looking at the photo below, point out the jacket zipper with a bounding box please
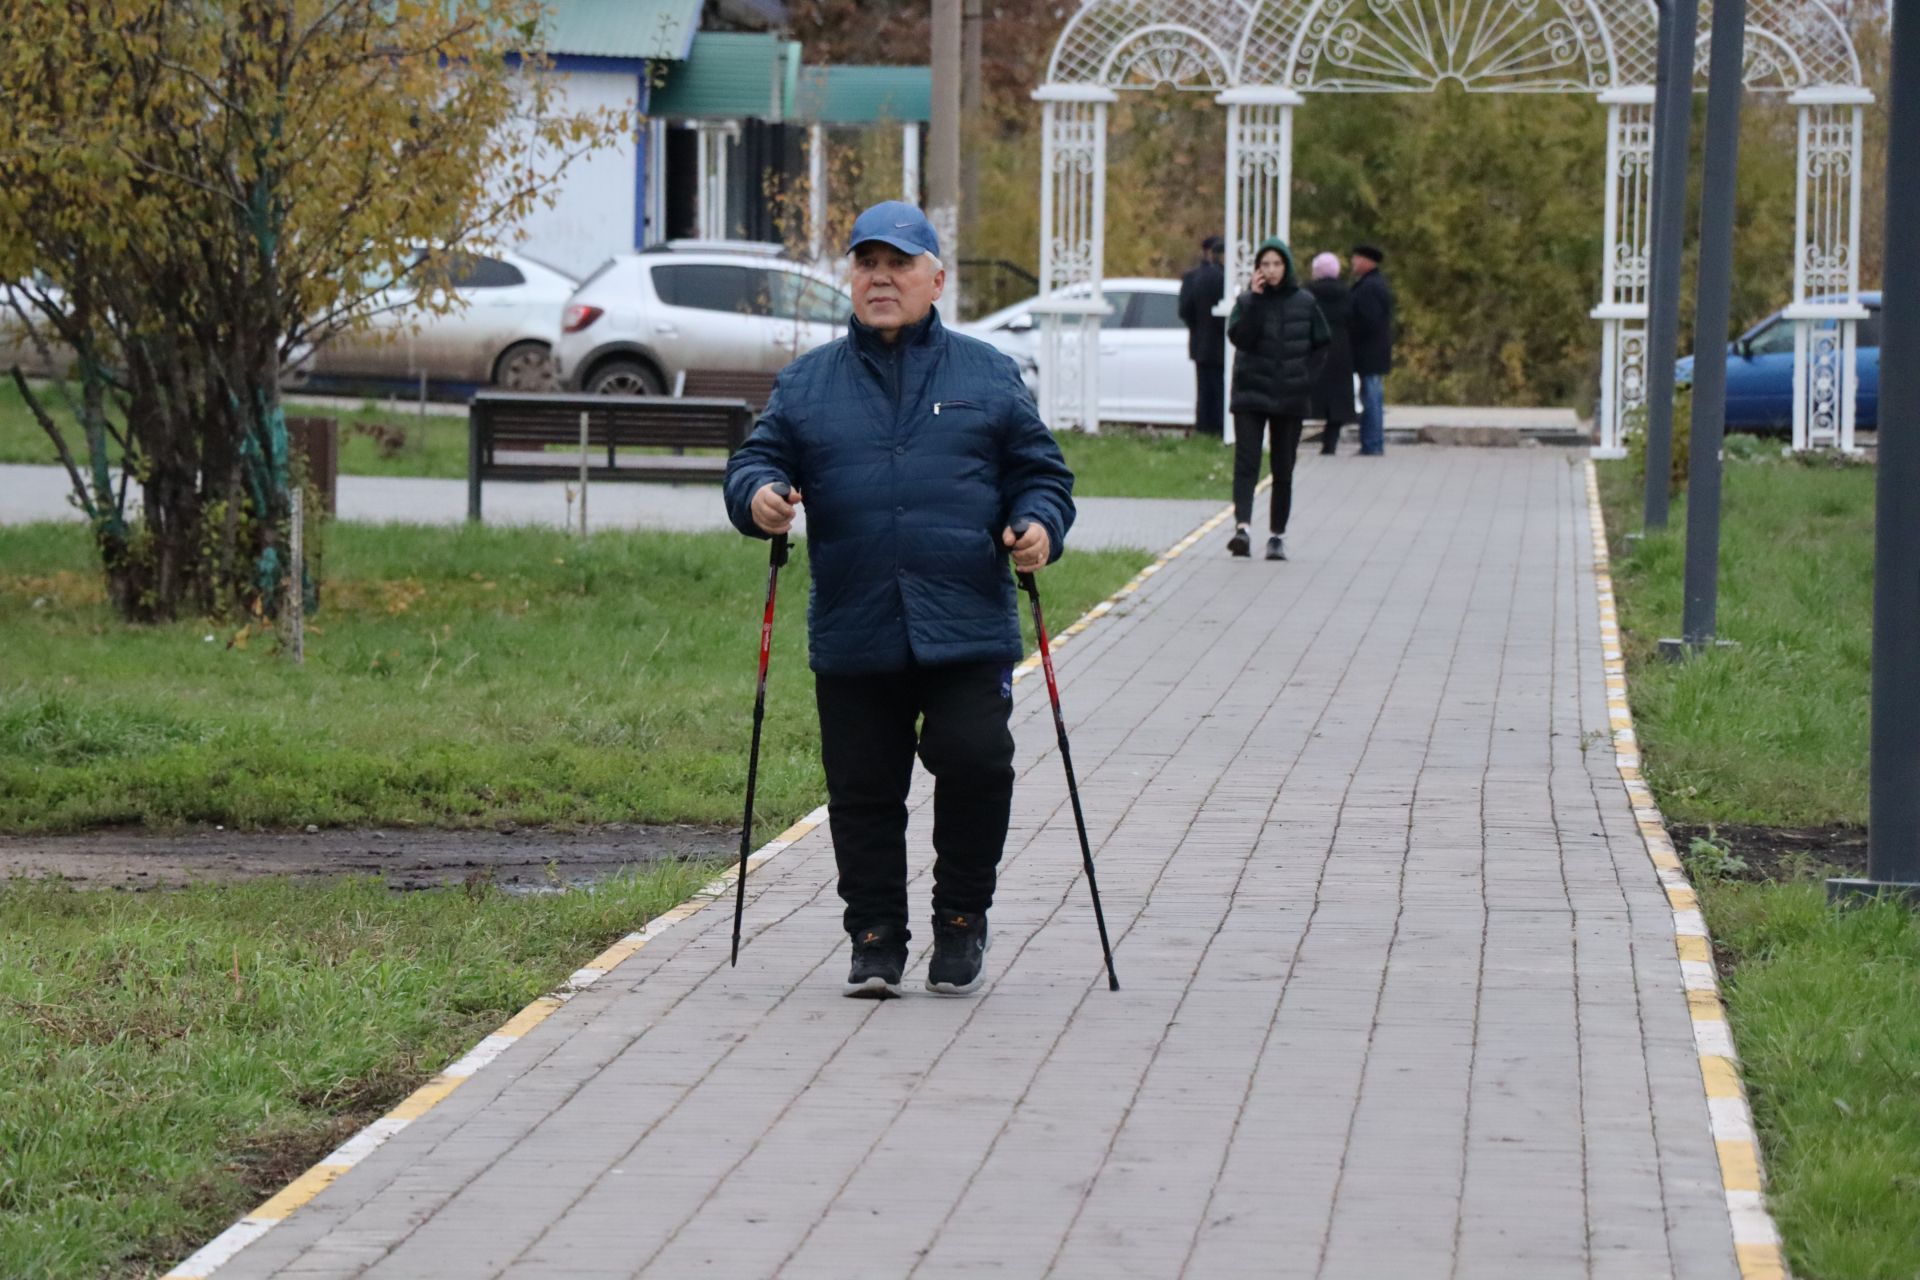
[933,399,978,415]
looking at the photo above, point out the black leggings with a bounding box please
[1232,412,1304,534]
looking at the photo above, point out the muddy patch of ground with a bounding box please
[0,824,737,892]
[1668,821,1867,882]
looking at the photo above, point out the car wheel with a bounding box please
[586,359,664,397]
[494,341,556,391]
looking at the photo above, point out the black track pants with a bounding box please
[814,661,1015,941]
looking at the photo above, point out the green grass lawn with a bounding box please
[1,380,1236,498]
[0,522,1152,834]
[1597,458,1871,828]
[0,863,716,1278]
[0,380,471,479]
[1597,455,1917,1279]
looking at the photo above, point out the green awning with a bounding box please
[792,65,932,124]
[649,32,802,120]
[538,0,701,61]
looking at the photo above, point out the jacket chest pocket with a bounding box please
[932,399,982,417]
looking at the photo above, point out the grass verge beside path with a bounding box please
[0,382,472,480]
[1597,456,1919,1279]
[0,862,716,1278]
[2,382,1238,497]
[1,522,1153,834]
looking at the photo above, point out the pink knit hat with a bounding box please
[1311,252,1341,280]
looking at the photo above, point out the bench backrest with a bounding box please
[678,369,779,413]
[471,392,753,454]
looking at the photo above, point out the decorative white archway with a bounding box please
[1033,0,1870,452]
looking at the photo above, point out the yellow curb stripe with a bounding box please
[1702,1054,1744,1098]
[1687,988,1727,1020]
[1585,461,1785,1280]
[388,1075,463,1122]
[1736,1243,1790,1280]
[168,505,1222,1279]
[1718,1141,1763,1193]
[250,1164,351,1223]
[495,996,566,1040]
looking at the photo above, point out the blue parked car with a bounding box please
[1676,292,1882,430]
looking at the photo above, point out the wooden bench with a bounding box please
[675,368,780,413]
[466,391,755,522]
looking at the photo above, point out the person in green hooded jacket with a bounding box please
[1225,238,1330,561]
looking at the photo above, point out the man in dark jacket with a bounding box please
[1348,243,1396,456]
[1178,235,1226,436]
[1305,252,1356,455]
[724,200,1076,1000]
[1226,237,1329,561]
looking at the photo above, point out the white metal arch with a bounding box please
[1100,22,1241,88]
[1049,0,1255,88]
[1269,0,1622,92]
[1033,0,1871,450]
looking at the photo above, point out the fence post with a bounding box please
[287,485,305,666]
[467,404,483,523]
[578,410,590,535]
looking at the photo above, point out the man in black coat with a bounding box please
[1178,234,1226,436]
[1349,243,1396,455]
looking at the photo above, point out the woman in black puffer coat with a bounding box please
[1225,238,1329,560]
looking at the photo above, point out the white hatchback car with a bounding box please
[554,243,853,396]
[959,278,1195,426]
[299,248,578,394]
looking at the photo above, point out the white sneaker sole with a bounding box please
[925,932,991,996]
[844,974,903,999]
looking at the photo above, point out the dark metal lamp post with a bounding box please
[1657,0,1744,659]
[1831,0,1920,902]
[1641,0,1697,533]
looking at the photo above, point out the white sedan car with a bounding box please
[554,242,852,396]
[959,278,1195,427]
[299,248,578,394]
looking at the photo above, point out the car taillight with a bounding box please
[563,305,603,333]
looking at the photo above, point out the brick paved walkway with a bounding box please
[213,447,1737,1279]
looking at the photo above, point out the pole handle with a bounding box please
[1009,518,1038,595]
[770,482,792,569]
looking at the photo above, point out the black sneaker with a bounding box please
[926,912,990,995]
[844,925,907,999]
[1266,534,1286,561]
[1227,527,1251,558]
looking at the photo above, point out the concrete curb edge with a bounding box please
[164,494,1241,1279]
[1584,459,1789,1280]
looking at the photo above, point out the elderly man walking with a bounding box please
[724,201,1076,999]
[1349,243,1396,456]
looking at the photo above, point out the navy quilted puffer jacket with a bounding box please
[723,308,1076,676]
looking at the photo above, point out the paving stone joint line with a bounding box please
[159,485,1257,1280]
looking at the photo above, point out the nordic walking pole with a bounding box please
[733,483,792,966]
[1011,523,1119,991]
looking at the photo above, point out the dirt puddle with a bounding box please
[0,824,738,892]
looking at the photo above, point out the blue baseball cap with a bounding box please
[846,200,941,258]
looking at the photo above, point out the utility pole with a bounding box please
[1642,0,1697,531]
[930,0,963,312]
[1832,0,1920,900]
[961,0,983,278]
[1666,0,1745,656]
